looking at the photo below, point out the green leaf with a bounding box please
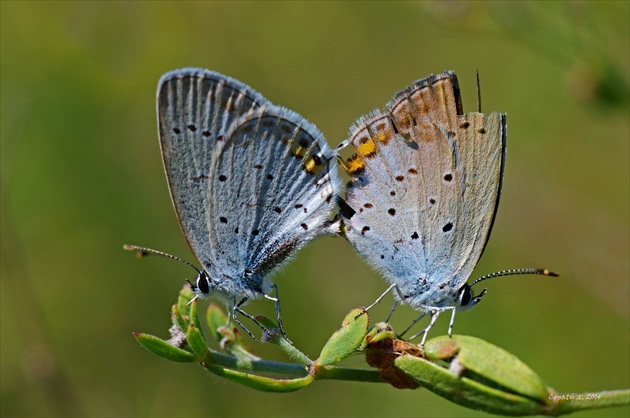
[134,332,198,363]
[176,286,195,318]
[396,354,543,415]
[205,304,259,361]
[425,335,550,403]
[206,303,229,342]
[188,298,204,339]
[171,304,189,333]
[317,308,369,366]
[203,362,314,392]
[187,324,208,359]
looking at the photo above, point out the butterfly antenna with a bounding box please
[470,268,558,288]
[123,244,201,275]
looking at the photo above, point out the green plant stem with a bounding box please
[204,350,308,377]
[204,349,382,383]
[257,317,313,366]
[272,334,313,366]
[314,364,382,383]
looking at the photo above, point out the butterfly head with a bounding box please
[187,270,214,297]
[455,283,487,311]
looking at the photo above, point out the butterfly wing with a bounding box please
[207,108,340,294]
[158,68,269,277]
[341,71,506,308]
[158,68,339,298]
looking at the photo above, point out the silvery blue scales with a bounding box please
[338,71,556,348]
[126,68,340,339]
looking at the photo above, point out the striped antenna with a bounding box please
[470,268,558,288]
[123,244,201,275]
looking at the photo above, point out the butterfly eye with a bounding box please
[196,271,211,294]
[458,284,473,307]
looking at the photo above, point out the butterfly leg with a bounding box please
[264,284,291,342]
[364,283,397,311]
[447,306,457,337]
[419,310,442,351]
[407,309,443,352]
[232,297,265,342]
[398,311,428,338]
[408,306,458,351]
[384,300,399,323]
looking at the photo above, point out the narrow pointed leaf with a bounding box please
[134,332,198,363]
[206,303,228,342]
[171,304,189,333]
[187,324,208,359]
[177,286,195,318]
[205,304,258,361]
[203,362,314,392]
[188,298,204,339]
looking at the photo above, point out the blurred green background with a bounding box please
[1,1,628,417]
